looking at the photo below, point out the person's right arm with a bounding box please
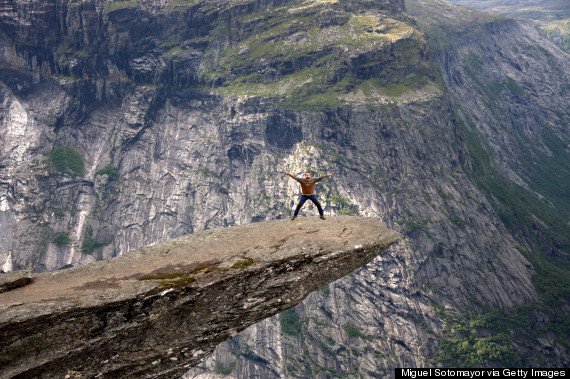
[284,171,300,182]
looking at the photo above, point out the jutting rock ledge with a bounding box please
[0,216,399,378]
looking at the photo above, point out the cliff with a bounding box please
[0,216,399,378]
[0,0,568,376]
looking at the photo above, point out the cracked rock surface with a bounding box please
[0,216,398,379]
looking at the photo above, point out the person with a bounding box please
[284,170,333,220]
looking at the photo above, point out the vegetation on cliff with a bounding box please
[201,1,437,108]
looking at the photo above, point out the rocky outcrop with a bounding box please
[0,216,398,378]
[192,1,570,377]
[1,0,568,377]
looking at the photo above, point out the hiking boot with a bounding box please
[320,215,326,220]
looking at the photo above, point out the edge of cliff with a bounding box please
[0,216,399,378]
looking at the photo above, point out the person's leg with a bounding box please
[309,195,325,218]
[292,195,309,219]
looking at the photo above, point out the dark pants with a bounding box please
[294,194,324,217]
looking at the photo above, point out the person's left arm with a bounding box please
[314,173,333,182]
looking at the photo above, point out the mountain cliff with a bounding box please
[0,216,398,378]
[446,0,570,53]
[0,0,568,377]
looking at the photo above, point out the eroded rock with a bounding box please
[0,216,398,379]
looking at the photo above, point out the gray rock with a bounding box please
[0,216,398,378]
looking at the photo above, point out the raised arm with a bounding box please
[314,172,333,182]
[284,171,300,182]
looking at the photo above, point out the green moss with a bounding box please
[81,238,105,254]
[280,308,303,336]
[140,272,196,288]
[167,0,198,8]
[230,257,256,269]
[163,46,188,59]
[48,147,84,176]
[51,73,78,81]
[404,219,428,233]
[160,275,196,288]
[53,232,70,246]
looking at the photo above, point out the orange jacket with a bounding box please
[287,174,328,195]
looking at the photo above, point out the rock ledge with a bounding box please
[0,216,398,378]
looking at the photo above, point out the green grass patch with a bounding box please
[404,219,429,234]
[230,257,256,269]
[167,0,198,8]
[48,147,84,176]
[81,238,105,254]
[140,272,196,288]
[104,0,138,13]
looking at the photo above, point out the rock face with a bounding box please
[0,216,399,379]
[192,2,570,377]
[0,0,568,376]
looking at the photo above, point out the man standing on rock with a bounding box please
[285,170,332,220]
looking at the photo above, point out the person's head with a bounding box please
[304,172,311,180]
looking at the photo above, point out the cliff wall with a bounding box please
[0,0,568,376]
[0,216,398,378]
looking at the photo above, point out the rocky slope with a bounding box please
[0,216,398,378]
[0,0,568,377]
[447,0,569,21]
[447,0,570,53]
[193,0,570,376]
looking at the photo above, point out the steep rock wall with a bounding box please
[1,0,567,377]
[0,216,399,378]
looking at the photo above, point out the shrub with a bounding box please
[95,165,119,180]
[280,308,303,336]
[343,323,366,339]
[81,225,105,254]
[53,232,70,246]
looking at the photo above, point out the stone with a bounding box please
[0,216,398,379]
